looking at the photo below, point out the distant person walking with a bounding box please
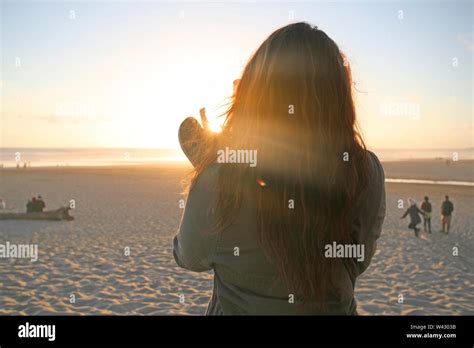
[441,195,454,234]
[0,198,5,210]
[401,198,424,237]
[420,196,432,233]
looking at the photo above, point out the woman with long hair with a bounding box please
[173,22,386,315]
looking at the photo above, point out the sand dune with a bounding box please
[0,164,472,315]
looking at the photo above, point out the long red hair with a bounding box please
[192,22,370,306]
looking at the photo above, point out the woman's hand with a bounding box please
[199,107,209,131]
[199,79,239,131]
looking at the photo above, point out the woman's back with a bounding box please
[173,150,385,315]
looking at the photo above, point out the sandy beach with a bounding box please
[382,159,474,182]
[0,161,473,315]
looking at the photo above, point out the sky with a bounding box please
[1,0,472,150]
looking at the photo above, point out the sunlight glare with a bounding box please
[208,119,223,133]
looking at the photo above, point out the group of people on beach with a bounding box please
[26,195,46,213]
[400,195,454,237]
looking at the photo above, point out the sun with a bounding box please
[208,120,223,133]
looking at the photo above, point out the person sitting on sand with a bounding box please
[36,195,46,212]
[441,195,454,234]
[400,198,424,237]
[26,197,36,213]
[420,196,432,234]
[173,22,386,315]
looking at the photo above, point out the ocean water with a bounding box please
[0,148,186,168]
[0,147,473,168]
[385,178,474,187]
[373,148,474,162]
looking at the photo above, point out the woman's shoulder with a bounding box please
[366,150,385,186]
[355,150,385,214]
[191,163,223,195]
[197,163,222,180]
